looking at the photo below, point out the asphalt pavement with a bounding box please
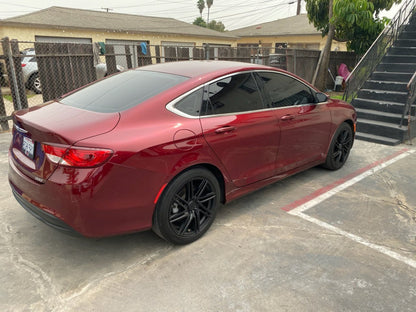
[1,129,415,312]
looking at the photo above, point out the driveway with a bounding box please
[1,130,415,312]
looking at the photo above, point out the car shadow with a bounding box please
[3,154,357,300]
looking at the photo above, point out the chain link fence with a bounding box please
[0,37,358,131]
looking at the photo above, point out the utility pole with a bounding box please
[297,0,301,15]
[101,7,113,13]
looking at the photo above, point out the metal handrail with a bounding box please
[344,0,416,101]
[401,71,416,143]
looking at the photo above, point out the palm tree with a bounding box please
[197,0,205,18]
[206,0,213,24]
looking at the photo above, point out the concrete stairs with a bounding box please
[351,19,416,145]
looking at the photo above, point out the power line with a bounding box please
[0,0,306,30]
[0,1,41,10]
[125,1,298,21]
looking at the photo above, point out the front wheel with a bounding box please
[323,122,353,170]
[153,168,220,245]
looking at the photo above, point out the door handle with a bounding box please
[280,114,295,121]
[215,126,236,134]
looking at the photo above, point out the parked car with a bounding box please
[0,61,7,86]
[9,61,356,244]
[268,53,287,69]
[21,49,124,94]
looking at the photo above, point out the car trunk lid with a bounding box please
[10,102,120,182]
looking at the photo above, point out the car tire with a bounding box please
[153,168,220,245]
[103,70,120,77]
[323,122,353,170]
[29,73,42,94]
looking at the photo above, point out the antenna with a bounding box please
[297,0,301,15]
[101,7,113,13]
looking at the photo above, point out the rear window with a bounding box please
[60,70,189,113]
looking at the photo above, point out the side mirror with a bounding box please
[316,92,328,103]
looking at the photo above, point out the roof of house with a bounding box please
[228,14,320,37]
[0,6,236,39]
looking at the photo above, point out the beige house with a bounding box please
[228,14,347,51]
[0,7,345,64]
[0,6,237,64]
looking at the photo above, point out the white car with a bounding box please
[21,49,124,94]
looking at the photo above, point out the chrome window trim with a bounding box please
[165,84,204,119]
[165,70,323,119]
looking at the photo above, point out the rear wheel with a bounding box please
[29,73,42,94]
[153,168,220,244]
[323,122,353,170]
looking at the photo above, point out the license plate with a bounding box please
[22,136,35,159]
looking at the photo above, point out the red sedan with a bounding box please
[8,61,356,244]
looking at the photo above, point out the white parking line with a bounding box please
[291,211,416,269]
[288,149,416,269]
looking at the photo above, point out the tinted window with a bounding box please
[257,72,316,108]
[174,88,203,116]
[202,73,263,116]
[61,70,188,113]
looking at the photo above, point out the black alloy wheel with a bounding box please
[323,122,353,170]
[153,168,220,244]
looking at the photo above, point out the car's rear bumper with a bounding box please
[8,155,156,237]
[10,184,80,236]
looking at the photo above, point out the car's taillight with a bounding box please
[42,144,113,168]
[21,63,26,67]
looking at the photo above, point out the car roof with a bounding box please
[22,49,35,55]
[138,60,278,78]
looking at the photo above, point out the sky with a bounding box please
[0,0,402,31]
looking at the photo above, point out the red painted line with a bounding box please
[281,148,410,212]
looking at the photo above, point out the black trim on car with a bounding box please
[11,185,80,236]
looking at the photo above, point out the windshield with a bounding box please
[61,69,189,113]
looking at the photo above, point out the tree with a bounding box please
[306,0,401,89]
[208,20,225,32]
[306,0,401,54]
[312,0,334,90]
[193,17,226,32]
[206,0,213,24]
[332,0,392,52]
[193,17,207,28]
[197,0,205,18]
